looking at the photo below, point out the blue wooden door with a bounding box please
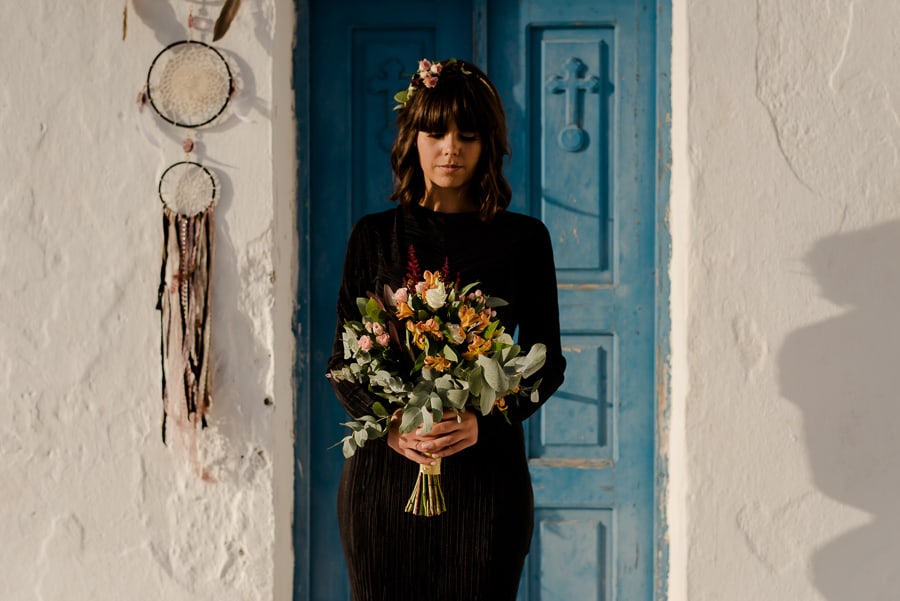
[296,2,665,599]
[488,2,660,599]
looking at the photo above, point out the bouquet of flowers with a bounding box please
[328,267,546,516]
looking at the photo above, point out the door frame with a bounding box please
[289,2,674,599]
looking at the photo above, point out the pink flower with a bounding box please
[376,333,390,346]
[392,287,409,305]
[364,321,374,332]
[359,335,373,351]
[418,58,432,72]
[372,322,384,336]
[423,74,439,88]
[431,63,442,74]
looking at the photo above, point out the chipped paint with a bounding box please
[529,457,615,469]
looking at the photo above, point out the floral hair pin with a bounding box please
[393,57,470,110]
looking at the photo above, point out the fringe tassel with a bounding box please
[157,204,214,447]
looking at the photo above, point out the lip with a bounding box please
[437,164,462,171]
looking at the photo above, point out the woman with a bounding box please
[328,58,566,600]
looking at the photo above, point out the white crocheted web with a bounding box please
[159,162,217,216]
[148,42,232,127]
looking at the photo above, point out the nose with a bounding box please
[442,135,460,156]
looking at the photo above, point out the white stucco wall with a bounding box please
[680,1,900,600]
[4,1,898,600]
[0,2,295,600]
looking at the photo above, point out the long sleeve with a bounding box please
[327,217,386,420]
[504,218,566,423]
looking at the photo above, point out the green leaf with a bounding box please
[477,355,510,393]
[353,428,368,446]
[479,384,497,415]
[411,350,426,373]
[467,364,484,396]
[444,387,469,409]
[421,407,433,433]
[356,297,368,316]
[520,343,547,378]
[372,401,389,418]
[485,296,508,308]
[366,297,381,321]
[442,344,458,362]
[400,407,423,433]
[342,437,357,458]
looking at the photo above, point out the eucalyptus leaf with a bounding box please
[430,393,443,413]
[477,355,510,393]
[342,437,357,459]
[444,387,469,409]
[479,384,497,415]
[468,365,484,396]
[400,407,422,433]
[421,407,433,433]
[520,343,547,378]
[353,429,368,446]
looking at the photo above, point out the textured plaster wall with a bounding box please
[683,0,900,600]
[0,2,295,600]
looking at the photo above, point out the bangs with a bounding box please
[411,83,483,134]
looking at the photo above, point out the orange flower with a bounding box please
[407,318,444,349]
[461,335,491,361]
[424,355,452,372]
[396,302,414,319]
[494,397,509,412]
[459,305,492,336]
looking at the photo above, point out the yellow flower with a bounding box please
[424,355,452,372]
[461,335,491,361]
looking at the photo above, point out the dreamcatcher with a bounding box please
[137,0,244,448]
[156,158,217,445]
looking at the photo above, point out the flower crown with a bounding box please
[393,57,471,110]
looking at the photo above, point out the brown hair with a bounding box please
[389,59,512,221]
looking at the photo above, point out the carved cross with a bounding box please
[547,57,600,152]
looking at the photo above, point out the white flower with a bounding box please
[425,285,447,310]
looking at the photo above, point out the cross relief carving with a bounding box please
[547,56,600,152]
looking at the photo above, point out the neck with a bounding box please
[420,187,479,214]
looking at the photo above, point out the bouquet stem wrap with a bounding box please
[405,457,446,516]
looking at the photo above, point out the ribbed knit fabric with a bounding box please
[329,204,566,601]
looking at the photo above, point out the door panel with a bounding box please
[488,2,657,600]
[299,2,661,600]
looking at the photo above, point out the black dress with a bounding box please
[328,204,566,601]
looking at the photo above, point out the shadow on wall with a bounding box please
[778,220,900,600]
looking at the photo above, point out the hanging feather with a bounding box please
[157,204,214,446]
[212,0,242,41]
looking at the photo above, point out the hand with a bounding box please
[387,411,479,465]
